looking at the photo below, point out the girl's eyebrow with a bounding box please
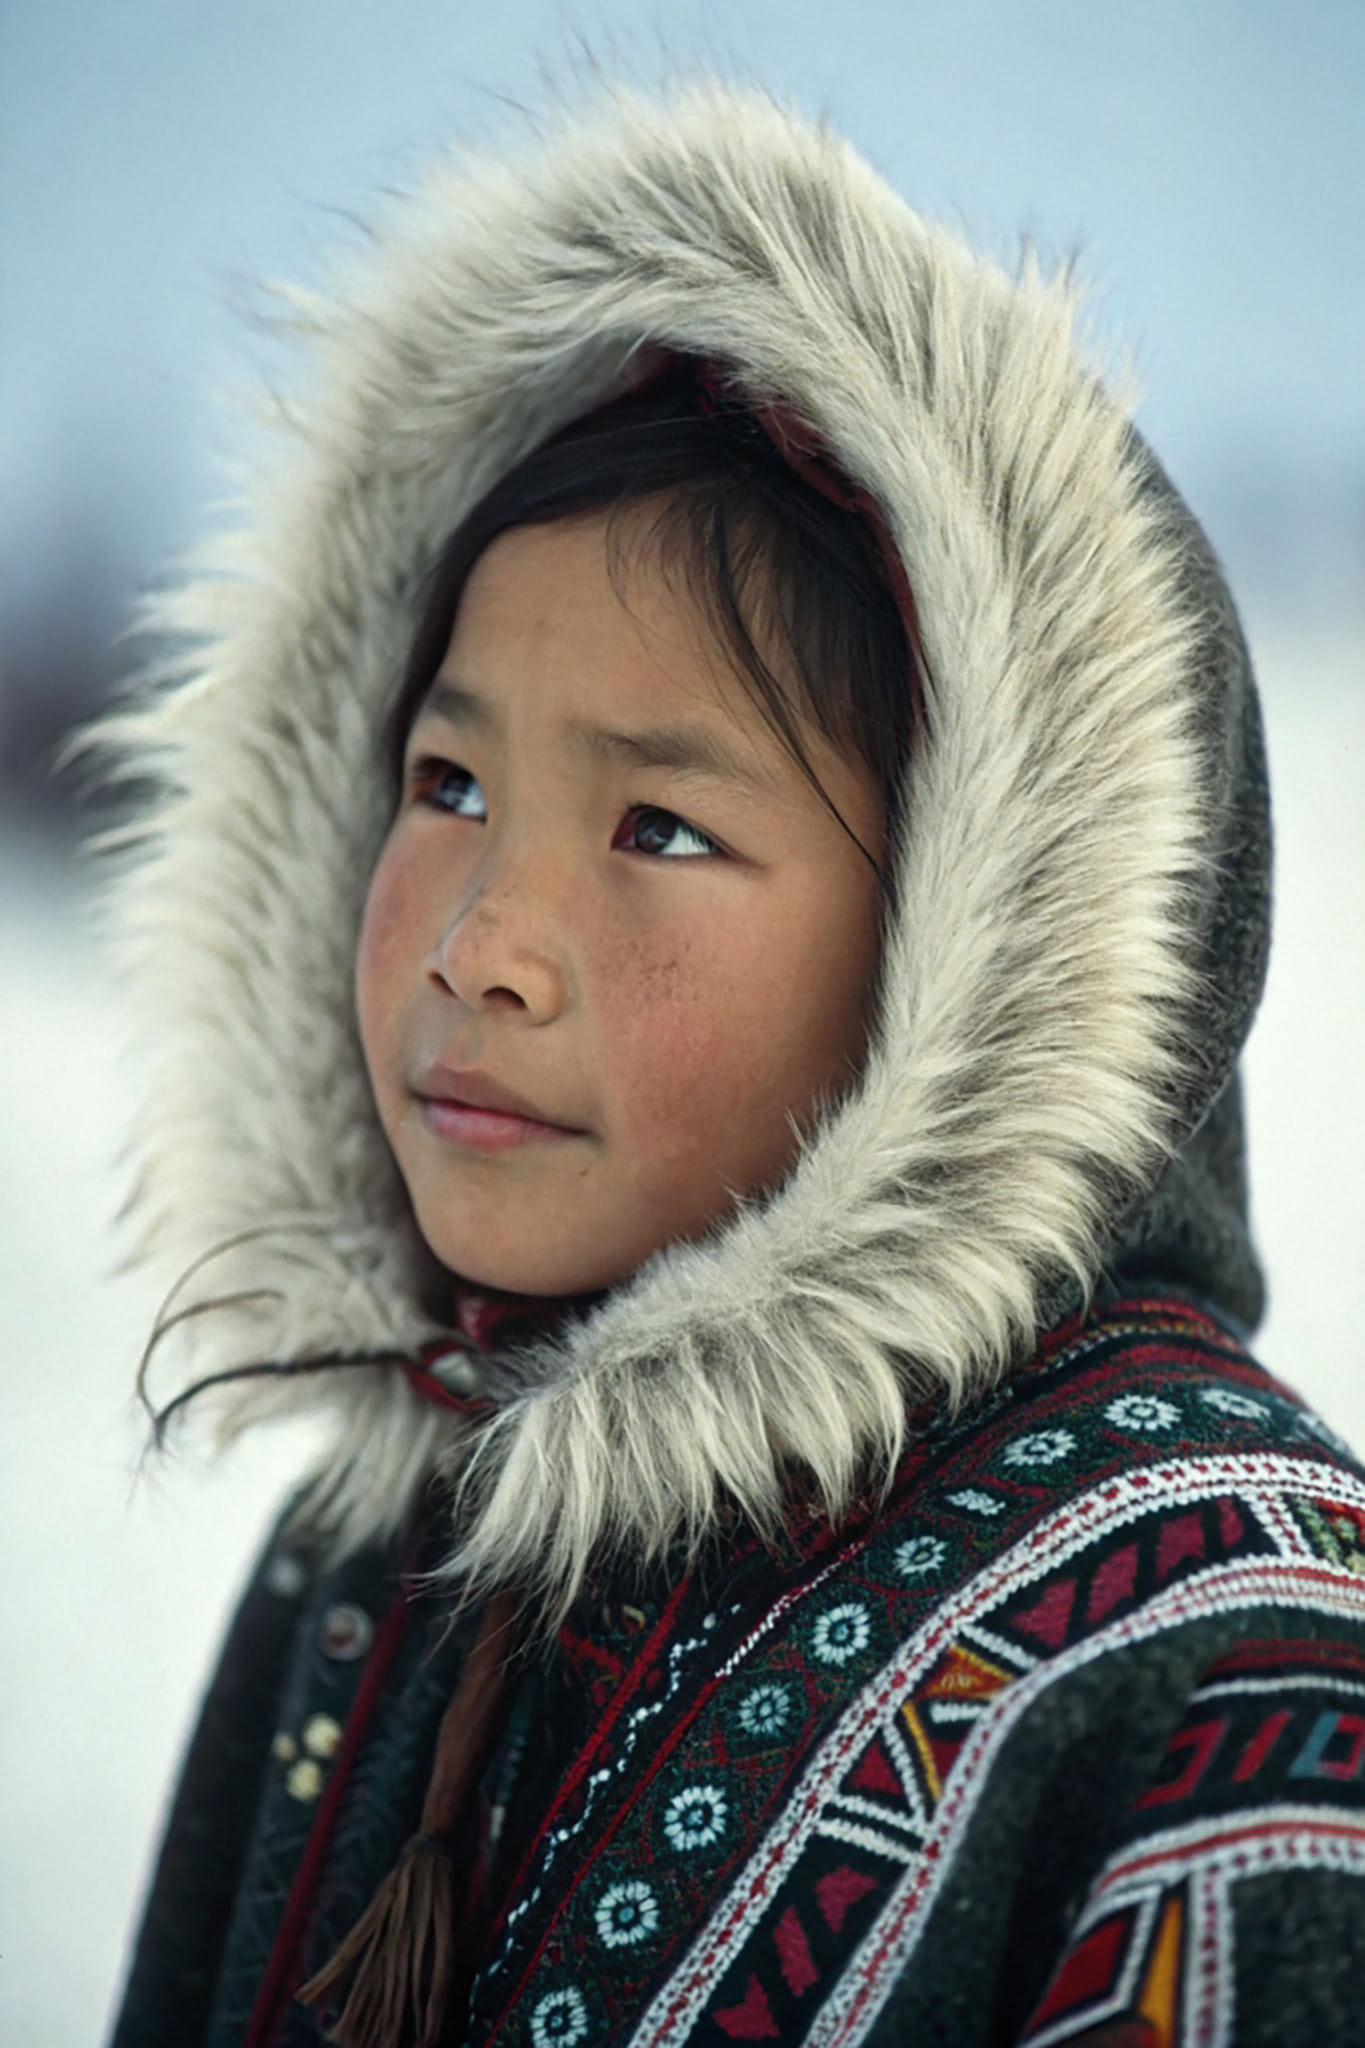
[422,676,780,795]
[423,678,496,733]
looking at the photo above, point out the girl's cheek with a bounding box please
[594,929,754,1145]
[355,839,420,1046]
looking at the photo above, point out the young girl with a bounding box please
[104,79,1365,2048]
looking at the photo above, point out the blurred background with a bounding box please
[2,2,1361,2039]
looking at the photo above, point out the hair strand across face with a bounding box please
[386,353,917,884]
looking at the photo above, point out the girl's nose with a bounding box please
[423,870,568,1025]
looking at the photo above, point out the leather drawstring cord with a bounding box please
[297,1586,525,2048]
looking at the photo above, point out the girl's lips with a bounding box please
[418,1096,578,1153]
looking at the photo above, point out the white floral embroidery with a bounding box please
[810,1601,872,1665]
[662,1784,728,1852]
[946,1487,1006,1517]
[530,1987,589,2047]
[893,1533,948,1579]
[1199,1385,1268,1421]
[1104,1393,1181,1433]
[594,1879,659,1948]
[737,1682,794,1739]
[1001,1428,1077,1468]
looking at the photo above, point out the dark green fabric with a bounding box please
[109,1307,1365,2047]
[109,1537,311,2048]
[861,1608,1351,2047]
[1234,1870,1365,2047]
[1104,435,1273,1333]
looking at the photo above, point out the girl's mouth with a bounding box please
[412,1063,584,1152]
[418,1096,577,1152]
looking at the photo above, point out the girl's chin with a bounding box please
[423,1234,644,1302]
[415,1192,740,1301]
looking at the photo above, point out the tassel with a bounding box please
[298,1835,455,2048]
[298,1589,523,2048]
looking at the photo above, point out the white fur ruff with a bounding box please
[95,81,1208,1618]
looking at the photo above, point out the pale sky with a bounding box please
[2,0,1363,624]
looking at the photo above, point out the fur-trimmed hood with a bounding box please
[97,79,1271,1617]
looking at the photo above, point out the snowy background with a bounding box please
[2,3,1362,2041]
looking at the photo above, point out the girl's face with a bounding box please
[356,508,886,1298]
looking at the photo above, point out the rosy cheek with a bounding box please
[593,934,754,1158]
[355,842,418,1055]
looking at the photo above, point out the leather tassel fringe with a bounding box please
[297,1834,455,2048]
[298,1588,524,2048]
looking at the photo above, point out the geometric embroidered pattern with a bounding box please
[642,1524,1365,2047]
[1020,1807,1365,2048]
[450,1300,1365,2048]
[1014,1630,1365,2047]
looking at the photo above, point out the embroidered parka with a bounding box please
[100,79,1365,2048]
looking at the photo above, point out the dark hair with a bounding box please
[387,355,916,877]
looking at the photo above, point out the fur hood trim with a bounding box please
[96,80,1269,1617]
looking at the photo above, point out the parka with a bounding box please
[102,79,1365,2047]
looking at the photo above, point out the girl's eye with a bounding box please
[614,806,721,859]
[411,759,487,821]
